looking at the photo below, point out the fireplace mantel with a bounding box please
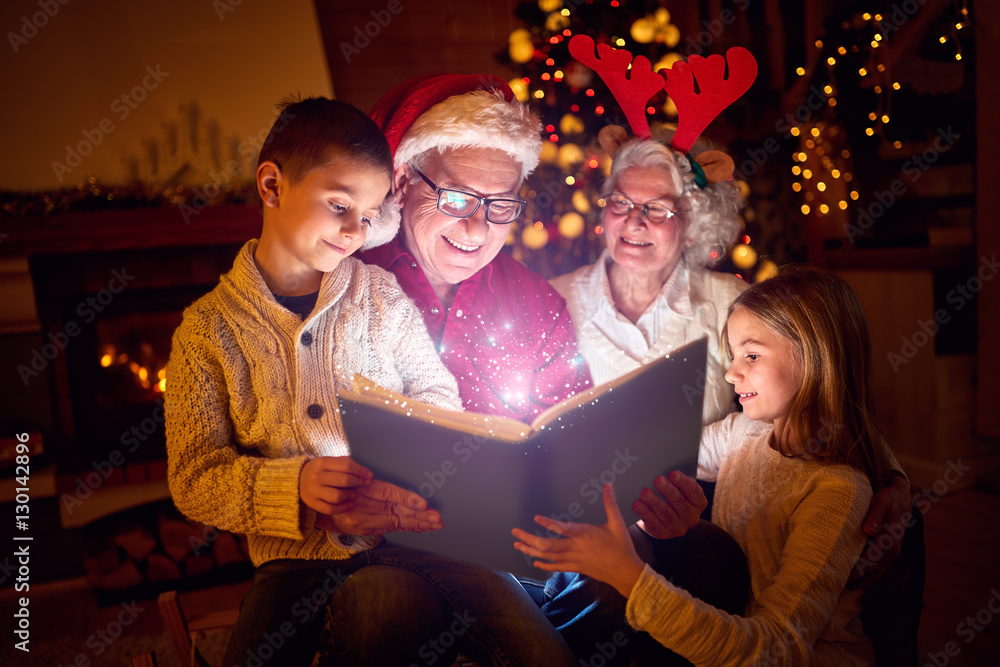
[2,204,262,257]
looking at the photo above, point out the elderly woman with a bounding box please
[541,131,915,665]
[551,134,743,426]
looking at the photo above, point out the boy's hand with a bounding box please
[632,471,707,540]
[302,456,443,536]
[512,483,645,598]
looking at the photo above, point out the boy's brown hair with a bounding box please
[258,96,392,185]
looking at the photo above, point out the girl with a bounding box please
[513,265,894,666]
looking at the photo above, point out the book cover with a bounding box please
[337,337,708,578]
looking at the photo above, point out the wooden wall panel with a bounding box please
[315,0,521,113]
[976,1,1000,441]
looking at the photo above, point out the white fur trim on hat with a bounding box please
[361,190,402,251]
[393,90,542,182]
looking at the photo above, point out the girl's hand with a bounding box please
[512,483,645,598]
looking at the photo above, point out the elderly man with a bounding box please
[311,75,595,667]
[360,73,593,422]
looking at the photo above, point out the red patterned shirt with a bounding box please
[361,239,592,423]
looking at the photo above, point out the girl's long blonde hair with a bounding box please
[723,265,892,489]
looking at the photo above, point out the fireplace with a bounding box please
[7,205,262,590]
[30,245,242,475]
[13,205,262,522]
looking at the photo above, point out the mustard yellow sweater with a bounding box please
[626,413,876,666]
[165,240,462,566]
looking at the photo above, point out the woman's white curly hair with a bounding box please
[604,128,743,269]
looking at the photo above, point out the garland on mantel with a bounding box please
[1,178,258,218]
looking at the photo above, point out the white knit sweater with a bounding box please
[550,252,746,425]
[627,413,875,666]
[165,240,462,566]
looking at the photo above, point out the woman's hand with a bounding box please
[632,471,708,539]
[849,472,912,585]
[512,483,645,598]
[302,456,443,536]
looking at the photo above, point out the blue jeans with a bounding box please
[222,542,576,667]
[521,521,750,667]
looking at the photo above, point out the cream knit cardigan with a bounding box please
[165,240,462,566]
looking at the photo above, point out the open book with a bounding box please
[336,337,707,577]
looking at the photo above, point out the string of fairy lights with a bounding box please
[790,1,970,225]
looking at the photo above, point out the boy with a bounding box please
[165,97,573,666]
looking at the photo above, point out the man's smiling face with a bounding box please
[398,146,522,301]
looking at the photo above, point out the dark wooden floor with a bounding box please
[3,485,1000,666]
[918,487,1000,667]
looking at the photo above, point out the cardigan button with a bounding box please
[430,307,440,315]
[410,262,418,269]
[307,404,324,419]
[339,534,355,546]
[300,331,313,346]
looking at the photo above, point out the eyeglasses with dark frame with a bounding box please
[602,192,689,224]
[412,168,526,225]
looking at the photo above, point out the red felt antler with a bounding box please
[567,35,664,138]
[663,48,758,153]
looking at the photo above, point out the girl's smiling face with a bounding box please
[724,307,804,430]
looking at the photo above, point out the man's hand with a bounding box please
[632,471,707,540]
[301,456,443,536]
[849,472,911,586]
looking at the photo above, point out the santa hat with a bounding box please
[362,74,542,249]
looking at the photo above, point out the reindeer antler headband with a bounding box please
[568,35,758,186]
